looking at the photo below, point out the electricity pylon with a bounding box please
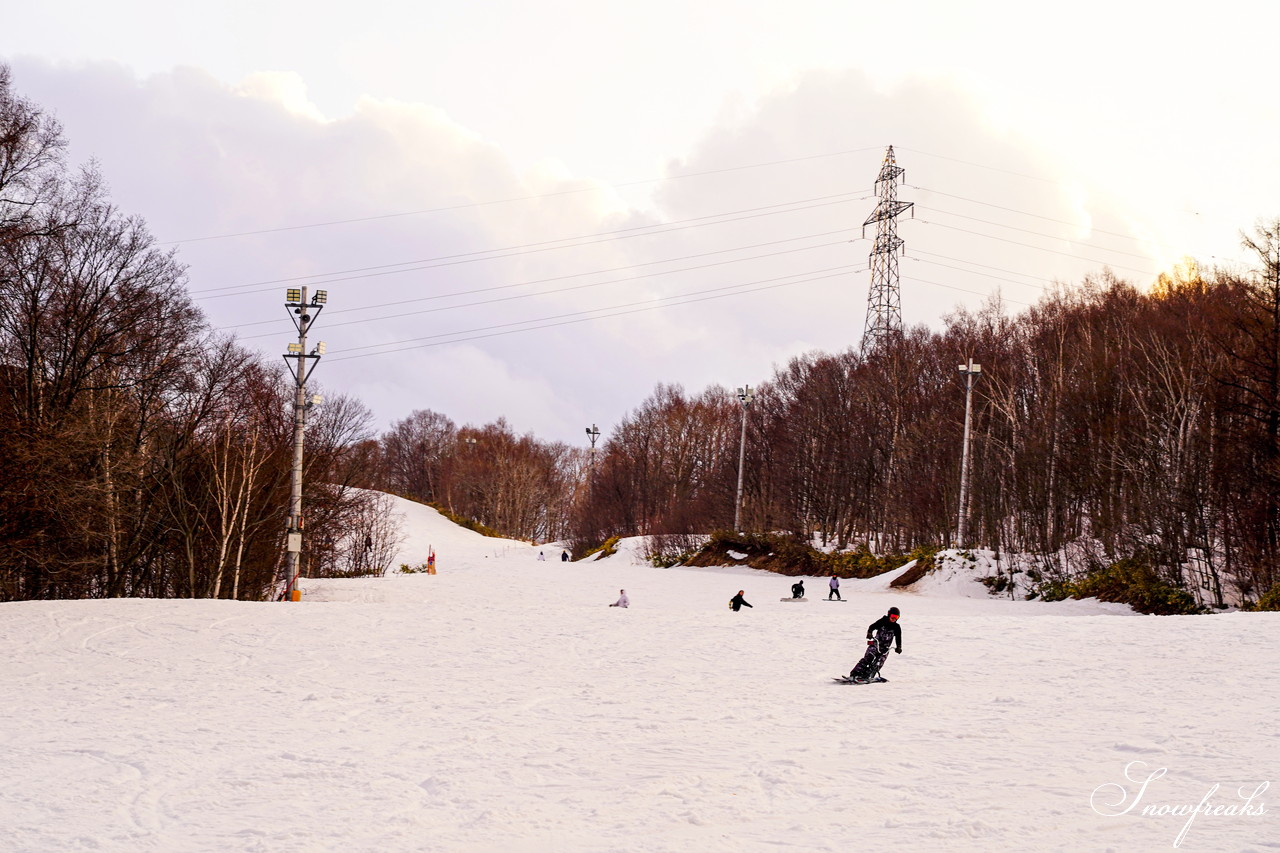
[861,146,913,351]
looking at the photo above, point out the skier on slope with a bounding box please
[791,580,805,599]
[729,590,753,611]
[848,606,902,683]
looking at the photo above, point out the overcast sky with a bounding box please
[4,3,1277,446]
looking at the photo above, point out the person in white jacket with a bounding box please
[610,589,630,608]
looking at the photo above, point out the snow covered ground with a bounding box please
[2,494,1276,852]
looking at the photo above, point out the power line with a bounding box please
[913,218,1160,278]
[223,205,1184,352]
[916,205,1160,264]
[908,184,1147,245]
[912,248,1055,285]
[895,147,1062,184]
[185,140,1239,365]
[231,236,853,339]
[326,266,862,362]
[193,190,872,299]
[902,275,1033,307]
[237,234,1075,348]
[311,261,1042,368]
[911,247,1141,290]
[162,145,887,245]
[223,228,856,330]
[913,190,1253,270]
[248,202,1182,366]
[218,194,1203,355]
[907,254,1052,293]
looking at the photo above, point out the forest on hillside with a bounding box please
[386,264,1280,611]
[0,68,389,601]
[3,67,1279,608]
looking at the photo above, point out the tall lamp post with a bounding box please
[282,286,327,601]
[734,385,754,532]
[956,359,981,548]
[585,424,601,469]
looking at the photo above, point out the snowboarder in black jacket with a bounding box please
[849,606,902,682]
[791,580,805,599]
[729,590,753,611]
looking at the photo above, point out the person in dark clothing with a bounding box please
[849,606,902,683]
[561,550,570,562]
[791,580,805,599]
[729,590,753,611]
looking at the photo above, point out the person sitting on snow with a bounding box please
[848,606,902,683]
[610,589,630,608]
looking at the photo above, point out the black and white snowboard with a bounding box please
[780,597,808,602]
[832,675,888,684]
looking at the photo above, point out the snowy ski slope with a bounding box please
[1,494,1275,852]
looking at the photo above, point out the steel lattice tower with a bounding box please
[861,146,913,351]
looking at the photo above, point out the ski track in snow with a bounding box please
[1,496,1277,852]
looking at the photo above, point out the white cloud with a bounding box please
[234,71,327,123]
[2,55,1252,447]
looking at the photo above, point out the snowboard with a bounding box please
[832,675,888,684]
[780,597,808,602]
[822,598,846,602]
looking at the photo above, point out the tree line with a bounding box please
[556,258,1280,608]
[370,245,1280,609]
[0,67,385,601]
[4,67,1279,607]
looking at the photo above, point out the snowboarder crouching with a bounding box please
[849,606,902,683]
[729,590,753,611]
[791,580,805,599]
[610,589,630,608]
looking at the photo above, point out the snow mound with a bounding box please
[906,550,1000,599]
[383,493,537,572]
[604,536,655,565]
[850,549,1134,613]
[586,535,687,567]
[821,550,999,598]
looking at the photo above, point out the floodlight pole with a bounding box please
[282,286,327,600]
[585,424,601,469]
[734,385,754,532]
[956,359,981,548]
